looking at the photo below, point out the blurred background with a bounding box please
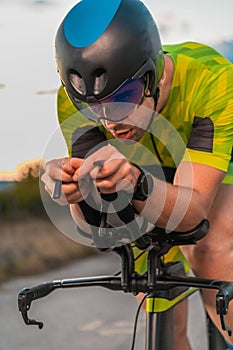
[0,0,232,281]
[0,2,232,350]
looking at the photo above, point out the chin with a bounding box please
[116,138,136,145]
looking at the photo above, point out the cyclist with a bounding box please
[42,0,233,348]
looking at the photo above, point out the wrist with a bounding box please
[131,163,154,201]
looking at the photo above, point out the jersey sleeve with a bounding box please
[57,85,103,156]
[183,63,233,172]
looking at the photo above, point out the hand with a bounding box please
[73,145,141,195]
[41,157,90,204]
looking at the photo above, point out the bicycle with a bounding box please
[18,189,233,349]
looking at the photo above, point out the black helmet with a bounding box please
[55,0,164,103]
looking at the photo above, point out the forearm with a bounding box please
[70,203,93,234]
[133,177,207,232]
[70,190,102,233]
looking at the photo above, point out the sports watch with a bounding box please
[132,164,154,201]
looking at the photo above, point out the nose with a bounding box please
[101,119,119,131]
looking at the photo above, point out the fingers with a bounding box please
[92,158,136,194]
[42,157,88,204]
[45,158,83,182]
[73,145,122,181]
[42,146,137,204]
[44,158,68,181]
[72,146,137,194]
[42,173,68,206]
[62,158,84,179]
[62,179,90,203]
[69,158,84,171]
[95,173,135,194]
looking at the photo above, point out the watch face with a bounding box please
[132,166,154,201]
[142,173,154,197]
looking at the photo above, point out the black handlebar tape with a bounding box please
[30,283,56,300]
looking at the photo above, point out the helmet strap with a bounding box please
[153,87,160,111]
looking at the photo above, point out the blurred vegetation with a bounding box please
[0,175,46,221]
[0,158,46,221]
[0,160,97,282]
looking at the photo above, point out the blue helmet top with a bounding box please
[64,0,122,48]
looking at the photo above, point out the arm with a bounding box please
[70,146,225,232]
[132,162,225,232]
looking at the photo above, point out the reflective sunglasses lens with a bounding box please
[66,78,144,122]
[89,78,144,121]
[109,78,144,104]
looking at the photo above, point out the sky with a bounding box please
[0,0,233,173]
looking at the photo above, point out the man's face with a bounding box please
[100,96,155,143]
[69,76,156,140]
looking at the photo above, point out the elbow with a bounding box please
[175,200,208,232]
[165,191,208,232]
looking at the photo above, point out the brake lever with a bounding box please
[18,288,44,329]
[18,282,56,329]
[216,296,232,336]
[216,282,233,336]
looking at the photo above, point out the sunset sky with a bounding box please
[1,0,233,173]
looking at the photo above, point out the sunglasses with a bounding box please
[66,77,145,122]
[63,58,156,122]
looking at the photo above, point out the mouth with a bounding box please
[112,128,133,139]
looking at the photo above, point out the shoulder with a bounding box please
[163,41,233,69]
[57,85,78,125]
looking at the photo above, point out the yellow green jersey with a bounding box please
[161,42,233,184]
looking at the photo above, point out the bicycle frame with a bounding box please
[18,219,233,350]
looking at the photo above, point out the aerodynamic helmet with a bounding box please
[55,0,164,104]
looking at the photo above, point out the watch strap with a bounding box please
[131,163,154,201]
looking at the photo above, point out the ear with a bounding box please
[157,70,166,88]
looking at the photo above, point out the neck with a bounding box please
[156,55,174,113]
